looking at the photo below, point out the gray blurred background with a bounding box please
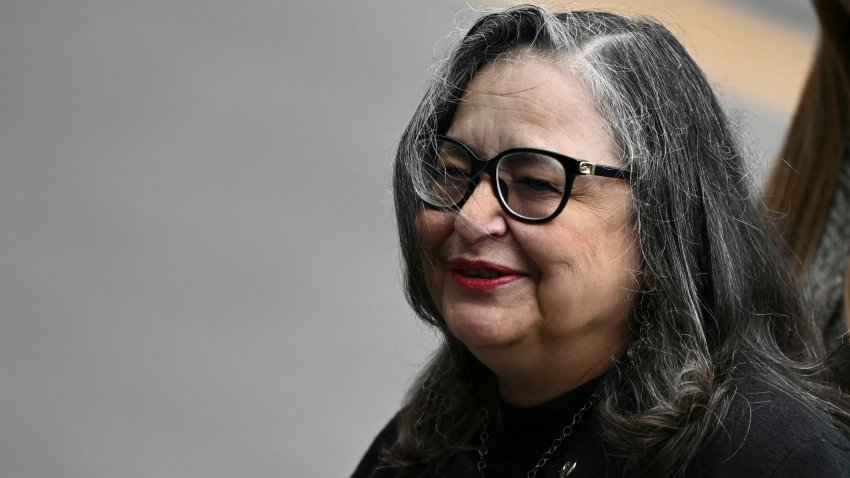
[0,1,816,477]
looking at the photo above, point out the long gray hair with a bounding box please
[389,5,850,475]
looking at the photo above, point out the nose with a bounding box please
[454,173,508,243]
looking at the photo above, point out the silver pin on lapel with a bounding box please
[559,459,577,477]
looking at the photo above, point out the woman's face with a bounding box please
[418,57,640,385]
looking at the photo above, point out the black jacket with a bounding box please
[353,376,850,477]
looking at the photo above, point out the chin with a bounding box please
[444,309,524,350]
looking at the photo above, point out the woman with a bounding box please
[764,0,850,389]
[354,6,850,477]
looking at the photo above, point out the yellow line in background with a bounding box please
[484,0,817,117]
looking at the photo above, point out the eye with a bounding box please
[514,176,563,196]
[415,139,474,208]
[499,152,566,199]
[443,166,469,180]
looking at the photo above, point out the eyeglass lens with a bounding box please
[418,139,569,220]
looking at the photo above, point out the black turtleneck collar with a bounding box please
[499,374,605,431]
[477,374,608,477]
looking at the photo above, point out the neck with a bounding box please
[496,355,615,407]
[471,332,627,407]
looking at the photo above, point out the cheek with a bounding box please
[416,209,455,293]
[523,224,599,285]
[417,209,453,255]
[529,213,639,319]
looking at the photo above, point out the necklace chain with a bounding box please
[477,389,600,478]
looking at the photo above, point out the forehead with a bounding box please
[447,56,619,166]
[460,57,588,119]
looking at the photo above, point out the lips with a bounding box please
[447,258,525,291]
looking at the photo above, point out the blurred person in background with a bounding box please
[355,5,850,477]
[764,0,850,390]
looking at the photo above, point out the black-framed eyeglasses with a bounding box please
[415,135,632,223]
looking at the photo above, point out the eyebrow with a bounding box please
[442,135,576,162]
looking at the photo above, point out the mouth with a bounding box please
[457,268,506,279]
[446,258,524,291]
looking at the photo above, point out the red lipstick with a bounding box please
[447,258,524,292]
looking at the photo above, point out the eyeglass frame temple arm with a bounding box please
[579,161,631,181]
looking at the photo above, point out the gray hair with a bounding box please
[389,5,849,475]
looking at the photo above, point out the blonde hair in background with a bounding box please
[763,0,850,334]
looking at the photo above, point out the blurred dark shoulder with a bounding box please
[688,370,850,478]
